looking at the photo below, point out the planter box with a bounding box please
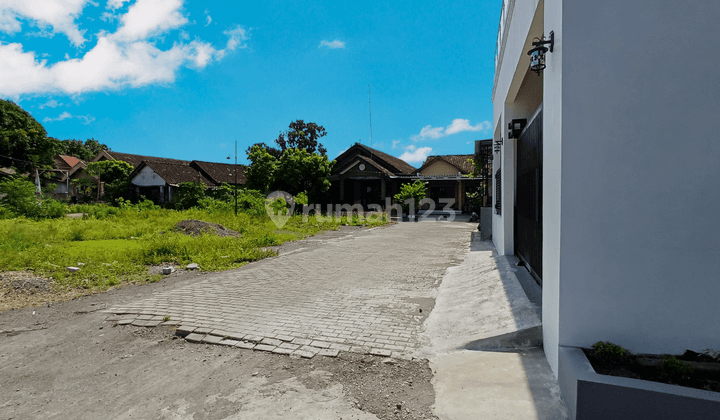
[558,346,720,420]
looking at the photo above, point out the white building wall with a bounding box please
[558,0,720,357]
[541,0,562,375]
[492,0,543,256]
[132,166,166,187]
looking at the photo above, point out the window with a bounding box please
[495,169,502,215]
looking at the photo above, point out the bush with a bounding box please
[0,178,41,218]
[394,180,428,214]
[592,341,630,363]
[39,199,68,219]
[172,181,206,210]
[0,178,67,219]
[661,356,693,383]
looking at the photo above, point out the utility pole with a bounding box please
[234,141,238,216]
[227,140,238,216]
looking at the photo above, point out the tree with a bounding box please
[274,148,333,201]
[246,120,328,159]
[275,120,328,156]
[58,138,108,161]
[245,142,282,159]
[0,99,59,173]
[85,160,133,201]
[245,145,278,192]
[394,180,429,214]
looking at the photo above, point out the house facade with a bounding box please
[493,0,720,389]
[330,143,487,211]
[94,151,245,204]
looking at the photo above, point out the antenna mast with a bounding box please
[368,84,373,147]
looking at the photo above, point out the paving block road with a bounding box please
[107,219,476,358]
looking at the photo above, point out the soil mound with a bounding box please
[174,219,240,238]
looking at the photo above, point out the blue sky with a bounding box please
[0,0,499,166]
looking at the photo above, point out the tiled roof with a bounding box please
[355,143,417,174]
[103,151,189,168]
[418,154,475,174]
[337,155,394,176]
[140,161,214,186]
[54,155,82,170]
[192,160,246,185]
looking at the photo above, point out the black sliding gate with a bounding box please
[515,109,543,284]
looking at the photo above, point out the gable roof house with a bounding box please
[493,1,720,415]
[330,143,417,209]
[330,143,489,212]
[95,151,246,204]
[48,155,87,198]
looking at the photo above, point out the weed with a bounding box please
[661,356,693,383]
[592,341,630,363]
[0,206,386,293]
[163,316,170,322]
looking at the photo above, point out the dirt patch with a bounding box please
[0,285,437,419]
[174,219,241,237]
[0,271,91,312]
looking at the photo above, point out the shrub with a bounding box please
[39,199,67,219]
[661,356,693,383]
[0,178,41,218]
[394,180,428,214]
[172,181,206,210]
[592,341,630,363]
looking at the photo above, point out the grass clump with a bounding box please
[592,341,630,363]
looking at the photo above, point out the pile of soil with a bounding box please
[173,219,241,237]
[584,348,720,393]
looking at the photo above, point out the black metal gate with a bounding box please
[515,109,543,284]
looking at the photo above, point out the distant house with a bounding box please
[48,155,87,199]
[330,143,488,212]
[330,143,417,208]
[416,154,481,211]
[94,151,246,204]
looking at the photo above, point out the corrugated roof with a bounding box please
[192,160,246,185]
[418,154,475,174]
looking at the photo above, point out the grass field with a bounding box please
[0,204,387,292]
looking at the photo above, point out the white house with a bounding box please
[492,0,720,404]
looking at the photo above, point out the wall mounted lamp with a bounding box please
[507,118,527,139]
[527,31,554,75]
[494,137,503,153]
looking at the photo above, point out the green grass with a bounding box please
[0,206,388,292]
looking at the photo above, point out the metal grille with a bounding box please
[495,169,501,215]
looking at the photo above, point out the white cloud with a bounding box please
[319,39,345,49]
[0,0,90,46]
[411,118,491,141]
[39,99,62,108]
[204,10,212,27]
[42,111,95,124]
[107,0,130,10]
[0,9,249,97]
[445,118,491,135]
[399,145,432,164]
[391,139,401,149]
[76,114,95,124]
[43,111,72,122]
[112,0,188,42]
[223,25,248,52]
[411,125,444,141]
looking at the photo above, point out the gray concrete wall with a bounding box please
[558,346,720,420]
[557,0,720,355]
